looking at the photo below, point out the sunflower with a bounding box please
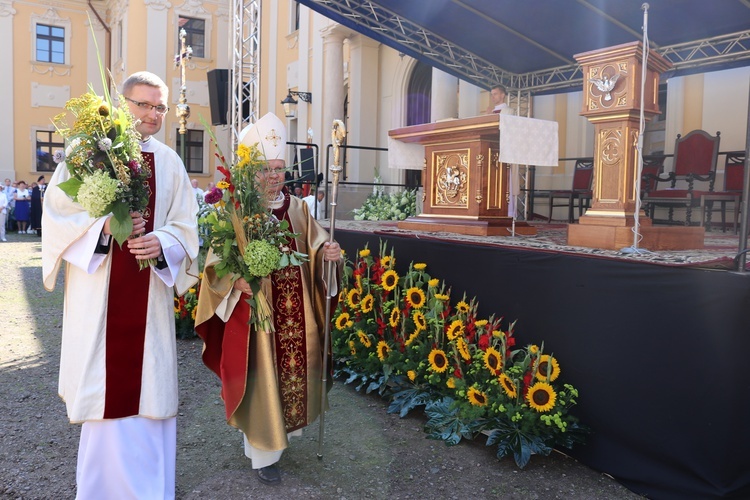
[428,349,449,373]
[381,269,399,291]
[405,330,420,346]
[456,300,470,314]
[434,293,450,301]
[413,262,427,271]
[173,297,180,314]
[355,274,363,293]
[380,255,393,268]
[359,248,371,258]
[456,338,471,361]
[529,344,539,355]
[360,294,374,313]
[474,319,488,328]
[376,340,390,361]
[405,287,426,309]
[499,373,517,398]
[535,354,561,382]
[389,307,400,327]
[467,387,488,407]
[348,340,357,356]
[527,381,557,412]
[407,370,417,382]
[346,288,361,309]
[412,311,426,331]
[357,330,372,348]
[446,377,456,389]
[483,347,503,375]
[335,312,352,330]
[428,278,439,288]
[446,319,465,340]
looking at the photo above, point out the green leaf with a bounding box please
[57,178,83,198]
[278,253,290,268]
[109,202,132,247]
[388,386,434,417]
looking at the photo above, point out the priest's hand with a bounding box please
[323,241,341,262]
[102,212,147,237]
[127,233,163,261]
[233,277,253,296]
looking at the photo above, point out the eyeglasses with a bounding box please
[124,97,169,115]
[261,167,287,176]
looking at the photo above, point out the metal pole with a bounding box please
[736,83,750,272]
[175,28,192,165]
[318,119,346,459]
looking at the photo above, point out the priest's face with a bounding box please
[125,84,169,140]
[258,159,286,198]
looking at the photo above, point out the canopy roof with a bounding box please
[297,0,750,93]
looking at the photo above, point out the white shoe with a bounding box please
[1,238,6,242]
[28,229,34,234]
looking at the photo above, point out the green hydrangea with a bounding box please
[77,169,119,217]
[353,189,417,221]
[243,239,281,278]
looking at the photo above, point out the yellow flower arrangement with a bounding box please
[331,241,587,469]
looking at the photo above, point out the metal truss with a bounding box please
[230,0,261,148]
[303,1,750,95]
[304,0,513,89]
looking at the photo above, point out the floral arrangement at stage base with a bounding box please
[174,279,199,339]
[352,189,417,221]
[332,242,588,468]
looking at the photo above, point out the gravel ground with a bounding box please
[0,232,643,499]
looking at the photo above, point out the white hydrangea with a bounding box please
[77,169,119,217]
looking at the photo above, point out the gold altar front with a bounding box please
[389,114,535,236]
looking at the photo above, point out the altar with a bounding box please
[388,114,558,236]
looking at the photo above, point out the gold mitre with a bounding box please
[238,112,287,162]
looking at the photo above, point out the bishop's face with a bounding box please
[257,159,286,198]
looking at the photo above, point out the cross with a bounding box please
[265,128,282,147]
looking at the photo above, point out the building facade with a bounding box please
[3,1,748,220]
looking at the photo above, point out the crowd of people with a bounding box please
[2,175,46,240]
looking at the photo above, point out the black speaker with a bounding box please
[298,148,316,183]
[206,69,230,125]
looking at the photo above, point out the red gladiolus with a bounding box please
[478,333,490,351]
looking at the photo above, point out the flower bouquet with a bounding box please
[332,242,588,468]
[200,138,308,333]
[52,85,151,253]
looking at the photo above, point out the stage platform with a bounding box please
[327,220,750,500]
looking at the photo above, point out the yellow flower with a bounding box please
[446,319,465,340]
[405,287,426,309]
[376,340,390,361]
[456,301,470,314]
[428,278,439,288]
[407,370,416,382]
[527,382,557,412]
[355,274,363,293]
[434,293,449,301]
[456,338,471,361]
[536,355,561,382]
[361,294,374,313]
[359,248,371,258]
[216,180,230,189]
[381,255,393,268]
[475,319,488,328]
[529,344,540,355]
[346,288,361,309]
[499,373,517,398]
[389,307,400,328]
[357,330,372,348]
[412,311,426,331]
[335,312,352,330]
[467,387,488,407]
[428,349,449,373]
[446,377,456,389]
[188,288,196,294]
[483,347,503,375]
[413,263,427,271]
[405,330,420,346]
[191,308,197,320]
[381,270,399,291]
[348,340,357,356]
[198,272,204,280]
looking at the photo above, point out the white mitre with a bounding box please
[238,112,287,162]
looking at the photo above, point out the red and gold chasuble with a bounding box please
[103,152,156,418]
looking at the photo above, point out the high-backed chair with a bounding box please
[640,155,666,217]
[700,151,746,232]
[547,158,594,223]
[642,130,720,225]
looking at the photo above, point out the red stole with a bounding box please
[103,152,156,418]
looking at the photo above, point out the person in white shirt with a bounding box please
[303,188,326,220]
[0,185,7,241]
[191,178,204,201]
[485,84,516,115]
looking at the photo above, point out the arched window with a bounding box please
[405,61,432,188]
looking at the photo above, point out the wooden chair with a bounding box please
[642,130,720,225]
[640,155,665,217]
[700,151,745,232]
[547,158,594,223]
